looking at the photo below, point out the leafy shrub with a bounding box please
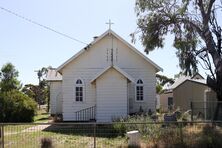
[113,115,161,139]
[113,114,185,146]
[0,90,37,122]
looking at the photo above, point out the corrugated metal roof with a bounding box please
[46,69,62,81]
[170,75,206,90]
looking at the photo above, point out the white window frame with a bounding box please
[74,78,84,102]
[135,79,144,102]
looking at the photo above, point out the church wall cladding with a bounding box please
[49,81,62,115]
[58,30,159,121]
[114,36,156,113]
[96,68,128,122]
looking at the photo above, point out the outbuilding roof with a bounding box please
[170,75,206,90]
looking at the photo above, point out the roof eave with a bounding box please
[57,30,110,73]
[172,79,207,90]
[109,30,163,72]
[57,29,163,73]
[90,65,135,84]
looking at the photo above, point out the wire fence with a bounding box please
[191,101,222,121]
[1,121,222,148]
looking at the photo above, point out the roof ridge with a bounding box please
[57,29,163,73]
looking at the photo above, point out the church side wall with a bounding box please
[49,81,62,115]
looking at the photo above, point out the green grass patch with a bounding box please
[4,125,33,134]
[4,130,126,148]
[3,123,222,148]
[34,108,49,123]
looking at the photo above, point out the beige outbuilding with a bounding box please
[169,74,217,119]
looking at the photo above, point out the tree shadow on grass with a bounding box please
[195,123,222,148]
[180,123,222,148]
[42,124,122,138]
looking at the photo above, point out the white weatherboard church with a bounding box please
[47,28,162,122]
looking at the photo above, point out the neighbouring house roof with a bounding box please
[191,73,204,79]
[46,69,62,81]
[162,89,173,94]
[90,65,135,83]
[170,75,206,90]
[57,29,163,73]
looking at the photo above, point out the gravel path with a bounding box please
[4,124,50,136]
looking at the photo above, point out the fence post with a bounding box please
[190,102,193,121]
[0,125,2,147]
[179,122,183,144]
[93,123,96,148]
[0,125,4,148]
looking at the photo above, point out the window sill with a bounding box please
[74,101,85,103]
[135,100,144,102]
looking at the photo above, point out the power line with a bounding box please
[0,6,88,45]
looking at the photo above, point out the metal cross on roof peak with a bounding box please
[106,19,114,30]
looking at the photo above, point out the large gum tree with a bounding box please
[133,0,222,119]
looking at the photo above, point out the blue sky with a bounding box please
[0,0,181,85]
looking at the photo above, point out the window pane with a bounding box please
[136,85,143,101]
[136,86,139,91]
[137,96,140,100]
[76,96,79,101]
[76,79,82,84]
[137,79,143,84]
[75,86,83,101]
[76,87,79,91]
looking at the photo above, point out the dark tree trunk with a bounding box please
[208,68,222,120]
[203,15,222,120]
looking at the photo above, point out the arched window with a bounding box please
[136,79,143,101]
[75,79,84,102]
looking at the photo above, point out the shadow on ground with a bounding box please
[42,124,121,138]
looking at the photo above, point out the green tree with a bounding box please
[134,0,222,120]
[22,83,49,107]
[156,74,175,86]
[156,74,175,94]
[22,67,49,110]
[0,63,21,92]
[36,67,48,88]
[0,63,37,122]
[0,90,37,122]
[156,83,163,94]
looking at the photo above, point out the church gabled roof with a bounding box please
[57,29,163,73]
[90,65,135,83]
